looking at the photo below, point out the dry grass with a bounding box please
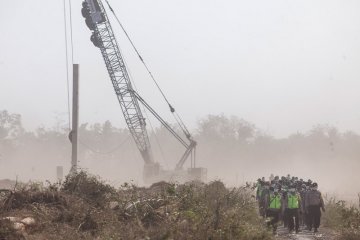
[323,196,360,240]
[0,172,273,240]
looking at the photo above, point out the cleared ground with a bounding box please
[275,226,338,240]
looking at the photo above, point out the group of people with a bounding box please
[256,174,325,234]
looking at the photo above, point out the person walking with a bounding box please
[284,187,301,233]
[259,182,270,217]
[281,185,289,228]
[305,182,325,233]
[265,188,282,234]
[299,184,307,227]
[256,179,263,201]
[256,180,264,215]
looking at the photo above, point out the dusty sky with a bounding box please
[0,0,359,137]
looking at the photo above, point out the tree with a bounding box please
[0,110,24,140]
[197,114,255,143]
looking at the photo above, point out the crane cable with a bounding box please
[123,54,167,166]
[68,0,75,64]
[104,0,192,139]
[63,0,71,130]
[63,0,75,131]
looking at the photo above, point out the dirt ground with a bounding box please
[275,226,339,240]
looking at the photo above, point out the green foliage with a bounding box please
[166,184,176,196]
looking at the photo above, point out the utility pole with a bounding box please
[70,64,79,174]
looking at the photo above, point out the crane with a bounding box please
[80,0,206,183]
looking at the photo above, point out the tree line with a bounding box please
[0,109,359,189]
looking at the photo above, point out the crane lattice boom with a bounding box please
[81,0,204,183]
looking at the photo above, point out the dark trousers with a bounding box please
[283,209,289,227]
[299,210,305,226]
[304,211,310,228]
[266,209,280,231]
[308,205,321,229]
[259,204,265,217]
[287,208,300,232]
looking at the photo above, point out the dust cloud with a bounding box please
[0,111,359,201]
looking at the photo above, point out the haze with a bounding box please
[1,0,359,137]
[0,1,360,200]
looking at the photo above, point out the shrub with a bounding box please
[323,196,360,240]
[61,171,115,206]
[1,174,273,240]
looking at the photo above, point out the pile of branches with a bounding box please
[0,172,272,240]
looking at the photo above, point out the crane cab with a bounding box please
[82,0,106,30]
